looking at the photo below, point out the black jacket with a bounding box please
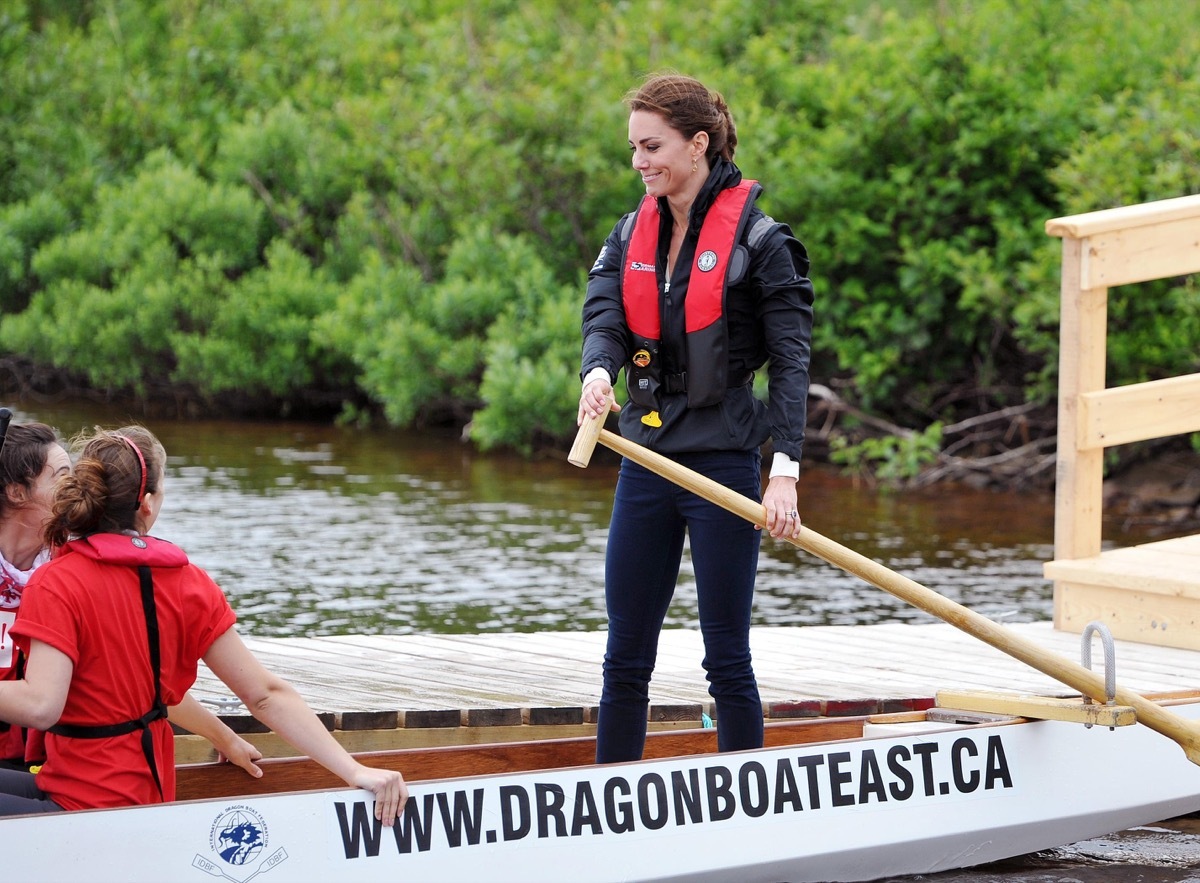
[580,158,814,461]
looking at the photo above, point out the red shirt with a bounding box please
[1,573,26,762]
[12,534,236,810]
[0,548,50,763]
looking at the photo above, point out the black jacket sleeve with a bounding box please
[752,221,814,463]
[580,215,634,385]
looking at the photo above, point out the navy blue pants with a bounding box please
[0,768,63,816]
[596,450,764,763]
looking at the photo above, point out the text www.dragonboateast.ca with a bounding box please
[333,735,1013,858]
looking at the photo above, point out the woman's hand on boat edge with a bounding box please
[352,764,409,826]
[218,735,264,779]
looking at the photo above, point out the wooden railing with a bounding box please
[1043,193,1200,648]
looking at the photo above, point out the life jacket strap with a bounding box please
[663,371,753,395]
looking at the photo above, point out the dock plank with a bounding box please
[190,622,1200,717]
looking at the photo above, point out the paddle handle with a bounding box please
[594,427,1200,765]
[568,396,613,468]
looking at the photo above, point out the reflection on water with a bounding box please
[10,398,1200,879]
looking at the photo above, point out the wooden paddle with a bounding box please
[569,401,1200,765]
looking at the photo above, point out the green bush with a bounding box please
[830,423,944,484]
[471,277,585,454]
[313,250,429,424]
[0,0,1197,457]
[172,239,347,400]
[0,192,72,312]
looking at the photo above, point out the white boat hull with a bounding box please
[7,702,1200,882]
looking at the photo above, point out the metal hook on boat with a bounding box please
[1081,621,1117,729]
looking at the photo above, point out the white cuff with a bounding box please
[582,366,612,388]
[769,451,799,480]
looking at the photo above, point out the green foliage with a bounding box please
[1041,80,1200,390]
[0,192,71,311]
[773,4,1091,416]
[211,100,368,261]
[29,149,263,287]
[316,227,569,430]
[172,239,346,398]
[0,0,1197,457]
[312,251,430,425]
[829,423,944,484]
[471,278,584,454]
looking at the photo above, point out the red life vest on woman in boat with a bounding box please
[620,179,759,410]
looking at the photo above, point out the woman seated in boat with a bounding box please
[0,425,409,823]
[0,422,70,772]
[0,421,263,780]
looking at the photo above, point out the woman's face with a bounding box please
[29,444,71,525]
[628,110,703,200]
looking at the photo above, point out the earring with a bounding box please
[692,158,698,173]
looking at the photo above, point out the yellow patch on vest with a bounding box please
[640,410,662,428]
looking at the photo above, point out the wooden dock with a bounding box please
[178,621,1200,762]
[1043,194,1200,648]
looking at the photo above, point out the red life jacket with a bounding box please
[621,179,759,409]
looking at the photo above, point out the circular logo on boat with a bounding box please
[696,250,718,272]
[210,804,268,866]
[633,349,652,368]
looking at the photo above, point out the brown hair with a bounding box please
[44,425,165,547]
[0,422,61,518]
[625,73,737,162]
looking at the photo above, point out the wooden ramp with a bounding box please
[178,620,1200,762]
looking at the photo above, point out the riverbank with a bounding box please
[1104,448,1200,533]
[6,374,1196,510]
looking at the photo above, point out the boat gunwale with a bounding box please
[174,689,1200,803]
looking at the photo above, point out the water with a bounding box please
[12,398,1067,637]
[8,397,1199,879]
[899,816,1200,882]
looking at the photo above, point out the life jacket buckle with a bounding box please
[663,372,688,394]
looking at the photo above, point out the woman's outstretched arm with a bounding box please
[202,628,409,825]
